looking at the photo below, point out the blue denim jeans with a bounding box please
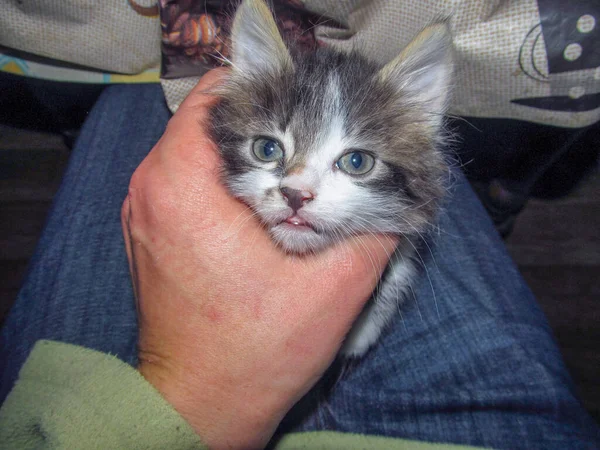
[1,84,598,449]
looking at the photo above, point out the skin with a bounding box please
[121,68,397,449]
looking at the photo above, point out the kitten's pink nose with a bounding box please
[280,187,314,212]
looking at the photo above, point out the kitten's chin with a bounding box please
[270,223,330,254]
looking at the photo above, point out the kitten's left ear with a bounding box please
[378,22,454,124]
[230,0,293,75]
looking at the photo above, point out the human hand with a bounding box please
[121,68,397,449]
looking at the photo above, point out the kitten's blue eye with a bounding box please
[253,138,284,162]
[336,151,375,175]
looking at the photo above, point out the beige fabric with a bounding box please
[301,0,599,128]
[2,0,598,128]
[0,0,161,74]
[161,76,203,112]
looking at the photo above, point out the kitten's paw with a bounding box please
[339,316,383,358]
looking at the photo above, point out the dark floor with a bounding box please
[0,124,599,423]
[0,126,70,321]
[505,170,600,422]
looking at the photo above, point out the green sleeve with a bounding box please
[0,340,484,450]
[0,340,204,450]
[276,431,485,449]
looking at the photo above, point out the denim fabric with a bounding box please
[1,84,598,449]
[0,84,167,383]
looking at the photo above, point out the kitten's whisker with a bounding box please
[347,217,425,322]
[352,233,384,302]
[299,16,333,37]
[242,218,267,262]
[336,217,393,302]
[404,235,439,320]
[231,102,277,116]
[211,118,275,129]
[328,218,383,300]
[395,248,423,323]
[397,216,439,273]
[225,204,258,237]
[226,208,263,239]
[444,113,482,132]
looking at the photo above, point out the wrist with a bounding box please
[138,357,286,449]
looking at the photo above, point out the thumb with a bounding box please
[322,233,399,315]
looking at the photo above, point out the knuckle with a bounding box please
[120,196,130,226]
[129,162,149,191]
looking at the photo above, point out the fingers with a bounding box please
[120,193,132,260]
[120,192,139,304]
[126,68,232,225]
[349,233,398,288]
[317,233,399,313]
[177,67,230,114]
[154,68,231,177]
[325,232,398,276]
[347,233,399,271]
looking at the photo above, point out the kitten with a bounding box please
[210,0,452,357]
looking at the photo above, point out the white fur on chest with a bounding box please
[341,239,418,357]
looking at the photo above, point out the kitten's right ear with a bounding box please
[230,0,293,75]
[378,22,453,125]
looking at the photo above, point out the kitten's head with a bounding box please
[211,0,453,253]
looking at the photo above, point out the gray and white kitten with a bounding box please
[211,0,452,357]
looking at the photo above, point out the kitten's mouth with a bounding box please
[278,215,317,232]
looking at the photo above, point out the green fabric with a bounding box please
[0,341,203,450]
[276,432,483,449]
[0,340,485,450]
